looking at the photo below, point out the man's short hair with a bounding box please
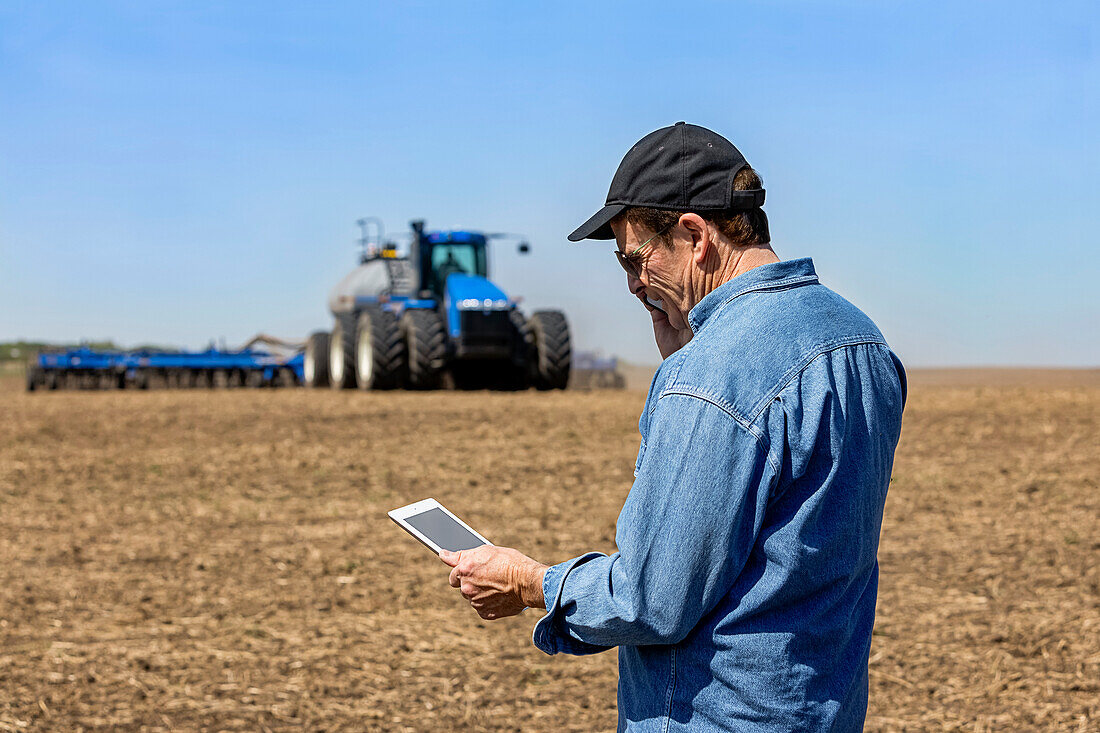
[621,167,770,248]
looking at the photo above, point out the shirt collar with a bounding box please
[687,257,819,333]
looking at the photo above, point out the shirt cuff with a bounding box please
[531,552,614,656]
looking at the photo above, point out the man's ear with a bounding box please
[679,213,710,264]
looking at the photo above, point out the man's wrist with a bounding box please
[521,561,549,609]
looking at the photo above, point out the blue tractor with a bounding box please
[304,219,571,391]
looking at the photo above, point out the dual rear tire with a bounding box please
[309,308,407,390]
[304,331,330,388]
[328,313,358,389]
[355,307,405,390]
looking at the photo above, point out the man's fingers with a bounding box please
[443,550,463,588]
[441,546,529,620]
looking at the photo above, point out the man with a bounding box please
[440,122,906,732]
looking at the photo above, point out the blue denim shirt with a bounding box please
[533,258,906,732]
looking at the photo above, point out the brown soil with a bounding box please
[1,375,1097,731]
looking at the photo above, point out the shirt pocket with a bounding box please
[633,437,647,477]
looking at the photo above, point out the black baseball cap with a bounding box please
[568,122,765,242]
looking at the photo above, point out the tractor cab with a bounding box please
[425,233,488,297]
[409,221,489,299]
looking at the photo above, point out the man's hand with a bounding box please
[440,545,548,621]
[638,292,692,359]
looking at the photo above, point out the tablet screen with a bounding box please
[405,507,486,552]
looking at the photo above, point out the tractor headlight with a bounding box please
[459,298,511,311]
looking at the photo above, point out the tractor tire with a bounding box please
[356,307,406,390]
[304,331,331,388]
[246,370,266,388]
[329,312,358,389]
[402,308,446,390]
[45,370,60,390]
[503,309,533,390]
[528,310,571,390]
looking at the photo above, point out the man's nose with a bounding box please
[627,273,645,296]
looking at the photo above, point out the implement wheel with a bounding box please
[277,367,298,388]
[528,310,571,390]
[25,366,43,392]
[304,331,330,388]
[402,309,446,390]
[356,307,406,390]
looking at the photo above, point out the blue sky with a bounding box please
[1,1,1097,366]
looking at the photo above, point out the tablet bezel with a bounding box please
[387,498,493,554]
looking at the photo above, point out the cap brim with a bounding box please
[567,203,625,242]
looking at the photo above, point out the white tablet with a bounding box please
[388,498,492,554]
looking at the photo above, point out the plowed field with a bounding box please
[1,372,1097,731]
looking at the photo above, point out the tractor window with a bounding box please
[429,243,486,294]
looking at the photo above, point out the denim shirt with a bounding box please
[532,258,906,733]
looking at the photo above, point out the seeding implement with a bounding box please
[25,343,304,391]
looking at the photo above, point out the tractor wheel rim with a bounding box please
[330,333,343,382]
[358,329,373,384]
[304,354,314,383]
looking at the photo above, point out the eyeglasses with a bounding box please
[614,224,673,278]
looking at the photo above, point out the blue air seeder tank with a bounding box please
[304,220,571,391]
